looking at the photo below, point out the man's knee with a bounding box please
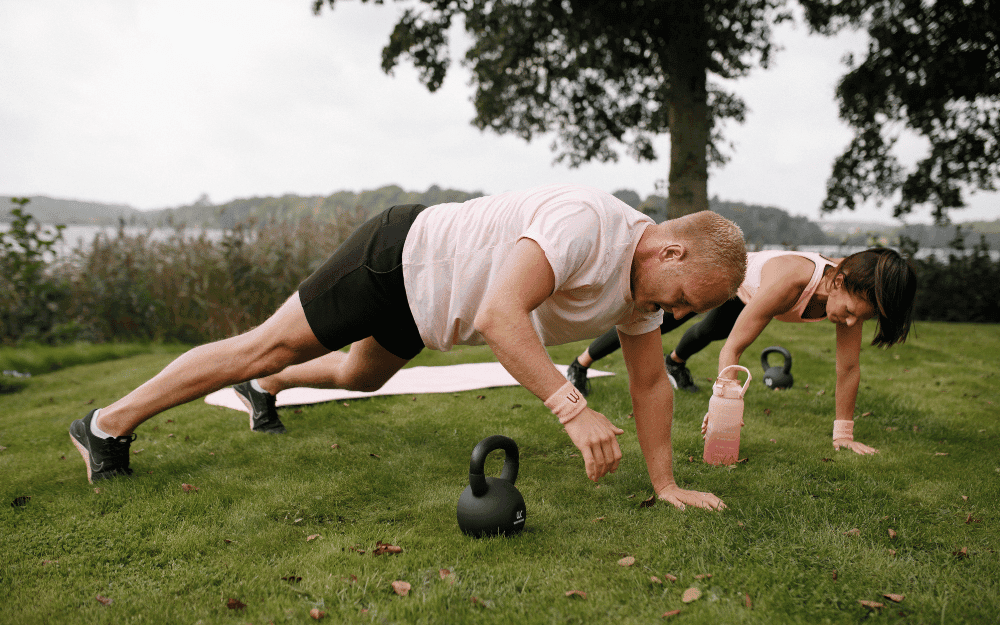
[341,370,390,393]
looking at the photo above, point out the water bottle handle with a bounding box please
[718,365,752,398]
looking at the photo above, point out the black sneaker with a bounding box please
[567,359,591,397]
[233,381,286,434]
[664,357,699,393]
[69,409,136,483]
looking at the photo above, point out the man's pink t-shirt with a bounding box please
[401,184,663,351]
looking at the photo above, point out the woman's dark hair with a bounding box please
[833,248,917,348]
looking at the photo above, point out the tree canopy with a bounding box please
[313,0,791,216]
[802,0,999,222]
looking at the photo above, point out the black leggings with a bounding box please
[586,312,697,361]
[584,297,746,363]
[674,297,746,361]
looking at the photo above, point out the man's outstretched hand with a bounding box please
[657,483,727,511]
[562,407,624,482]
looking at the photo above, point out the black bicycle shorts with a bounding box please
[298,203,427,360]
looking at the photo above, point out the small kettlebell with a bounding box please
[761,346,793,390]
[456,435,526,538]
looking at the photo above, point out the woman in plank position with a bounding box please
[568,248,917,454]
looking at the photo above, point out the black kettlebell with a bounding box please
[761,346,794,390]
[456,435,526,538]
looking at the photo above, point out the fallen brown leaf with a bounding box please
[93,488,101,494]
[617,556,635,567]
[763,408,772,416]
[439,569,454,584]
[96,595,112,606]
[592,516,605,522]
[935,452,949,456]
[663,573,678,582]
[693,574,712,580]
[888,528,897,539]
[373,541,403,556]
[858,600,884,610]
[226,597,246,610]
[861,411,872,417]
[662,609,681,618]
[745,593,752,609]
[832,569,838,581]
[330,443,340,449]
[889,549,896,556]
[962,495,968,501]
[306,534,321,541]
[682,587,702,603]
[565,590,587,599]
[844,528,861,536]
[883,593,905,603]
[370,453,381,459]
[953,546,969,559]
[639,494,656,508]
[470,596,487,608]
[181,483,198,492]
[309,608,326,620]
[131,448,144,455]
[651,576,662,584]
[391,580,411,596]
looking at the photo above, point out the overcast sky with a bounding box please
[2,0,996,224]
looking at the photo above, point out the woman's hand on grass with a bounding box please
[657,484,727,511]
[834,438,880,455]
[562,407,624,483]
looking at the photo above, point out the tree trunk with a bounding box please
[664,0,710,219]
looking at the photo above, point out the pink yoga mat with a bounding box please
[205,362,613,412]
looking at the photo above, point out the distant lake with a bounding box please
[3,224,997,261]
[0,223,226,258]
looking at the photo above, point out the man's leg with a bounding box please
[94,293,328,437]
[256,336,410,395]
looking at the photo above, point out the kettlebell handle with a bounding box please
[469,435,520,497]
[761,346,792,373]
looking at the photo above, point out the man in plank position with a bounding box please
[70,184,746,510]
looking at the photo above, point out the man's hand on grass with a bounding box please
[834,438,880,455]
[562,407,624,482]
[657,483,727,511]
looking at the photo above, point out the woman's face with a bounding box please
[826,276,875,327]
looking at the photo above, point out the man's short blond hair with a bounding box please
[668,211,747,299]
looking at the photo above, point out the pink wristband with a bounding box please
[833,420,854,440]
[544,380,587,424]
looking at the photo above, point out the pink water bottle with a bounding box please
[703,365,752,466]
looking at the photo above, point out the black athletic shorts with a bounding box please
[298,203,427,360]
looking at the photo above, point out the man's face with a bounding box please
[638,261,732,319]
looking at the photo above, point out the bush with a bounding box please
[2,198,369,345]
[0,199,71,344]
[57,209,368,344]
[901,226,1000,323]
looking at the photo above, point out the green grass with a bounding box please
[1,321,997,624]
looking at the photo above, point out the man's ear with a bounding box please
[659,243,686,262]
[832,272,845,290]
